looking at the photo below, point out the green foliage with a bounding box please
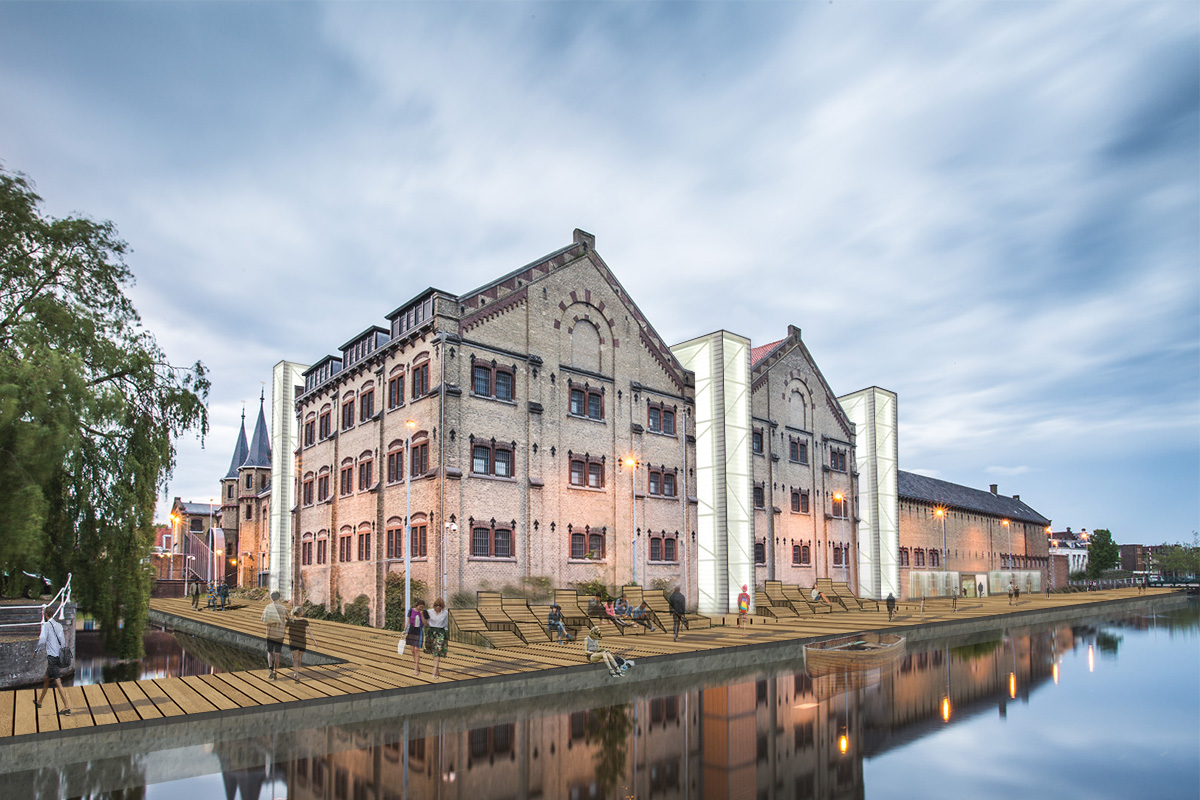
[523,575,553,600]
[1153,534,1200,577]
[650,577,674,594]
[575,578,610,601]
[1086,529,1120,578]
[384,572,428,631]
[0,167,208,657]
[343,594,371,627]
[450,590,475,609]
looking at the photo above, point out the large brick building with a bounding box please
[292,230,862,622]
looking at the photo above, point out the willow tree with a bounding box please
[1,166,208,656]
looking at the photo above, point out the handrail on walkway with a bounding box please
[0,572,72,628]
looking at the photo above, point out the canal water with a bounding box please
[8,603,1198,800]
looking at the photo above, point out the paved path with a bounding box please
[0,587,1174,739]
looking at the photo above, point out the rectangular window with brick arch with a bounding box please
[342,398,355,430]
[358,459,373,491]
[357,532,371,561]
[471,526,511,558]
[388,374,405,409]
[359,388,374,422]
[410,443,428,476]
[410,524,427,558]
[386,526,402,559]
[411,364,430,399]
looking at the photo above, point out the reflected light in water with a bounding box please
[941,696,951,722]
[1088,644,1095,672]
[1052,663,1059,685]
[1008,672,1016,699]
[838,734,849,754]
[793,702,819,710]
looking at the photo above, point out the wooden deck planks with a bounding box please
[0,587,1175,740]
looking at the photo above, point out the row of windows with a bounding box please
[749,429,844,473]
[899,548,940,567]
[753,486,845,517]
[299,527,683,564]
[300,526,429,565]
[300,445,430,506]
[753,541,852,565]
[302,365,433,447]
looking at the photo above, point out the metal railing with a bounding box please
[0,573,73,630]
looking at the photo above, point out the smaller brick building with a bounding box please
[897,472,1050,599]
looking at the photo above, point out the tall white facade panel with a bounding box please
[720,333,753,613]
[672,331,752,615]
[270,360,308,598]
[839,387,899,600]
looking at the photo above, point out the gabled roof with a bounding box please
[174,500,217,516]
[242,393,272,469]
[898,470,1050,526]
[224,410,249,479]
[750,339,785,367]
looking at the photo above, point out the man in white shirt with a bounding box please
[34,606,71,714]
[261,591,288,679]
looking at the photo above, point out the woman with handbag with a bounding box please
[34,605,72,714]
[423,598,449,679]
[404,600,426,677]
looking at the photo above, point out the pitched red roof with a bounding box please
[750,338,785,367]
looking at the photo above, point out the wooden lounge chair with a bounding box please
[813,579,850,612]
[644,589,711,630]
[760,580,800,618]
[618,587,662,633]
[831,580,880,611]
[782,584,832,614]
[477,591,525,639]
[552,589,591,629]
[501,596,553,642]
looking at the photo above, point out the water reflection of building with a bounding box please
[270,626,1084,800]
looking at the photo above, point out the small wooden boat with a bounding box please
[804,632,906,675]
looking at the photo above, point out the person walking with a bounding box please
[218,580,230,611]
[34,606,72,715]
[1007,582,1014,605]
[886,592,896,622]
[736,585,751,634]
[206,581,216,610]
[406,600,426,677]
[286,606,317,682]
[261,590,288,679]
[951,586,959,612]
[669,586,687,641]
[190,580,200,610]
[548,603,573,643]
[1013,584,1020,604]
[423,598,449,679]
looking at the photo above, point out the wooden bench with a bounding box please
[831,580,880,611]
[448,608,524,649]
[552,590,591,629]
[781,584,832,614]
[814,579,851,612]
[614,587,661,634]
[643,589,711,631]
[476,592,522,640]
[759,581,800,618]
[501,596,552,643]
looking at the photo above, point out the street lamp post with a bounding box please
[624,457,640,586]
[404,419,416,616]
[1002,519,1012,591]
[833,492,848,584]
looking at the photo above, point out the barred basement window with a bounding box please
[830,448,848,472]
[753,485,765,509]
[570,455,605,488]
[752,429,764,454]
[472,361,515,402]
[789,439,808,464]
[754,541,766,564]
[648,468,677,497]
[571,533,586,559]
[472,439,514,477]
[647,402,676,435]
[569,383,604,420]
[471,526,512,558]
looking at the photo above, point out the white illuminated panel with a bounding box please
[672,331,753,615]
[270,360,308,597]
[839,386,899,600]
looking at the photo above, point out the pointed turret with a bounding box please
[224,408,250,479]
[243,390,272,469]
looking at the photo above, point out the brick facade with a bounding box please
[294,231,699,623]
[749,327,859,590]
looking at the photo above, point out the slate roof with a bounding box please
[898,470,1050,526]
[243,395,272,469]
[175,501,217,516]
[224,412,249,479]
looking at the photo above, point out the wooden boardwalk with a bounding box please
[0,587,1175,740]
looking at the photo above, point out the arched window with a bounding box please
[754,541,766,565]
[899,547,910,567]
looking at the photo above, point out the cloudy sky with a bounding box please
[2,2,1196,544]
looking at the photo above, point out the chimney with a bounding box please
[1012,494,1020,500]
[573,229,595,250]
[989,484,998,495]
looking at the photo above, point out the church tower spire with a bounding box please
[243,389,272,469]
[224,407,250,479]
